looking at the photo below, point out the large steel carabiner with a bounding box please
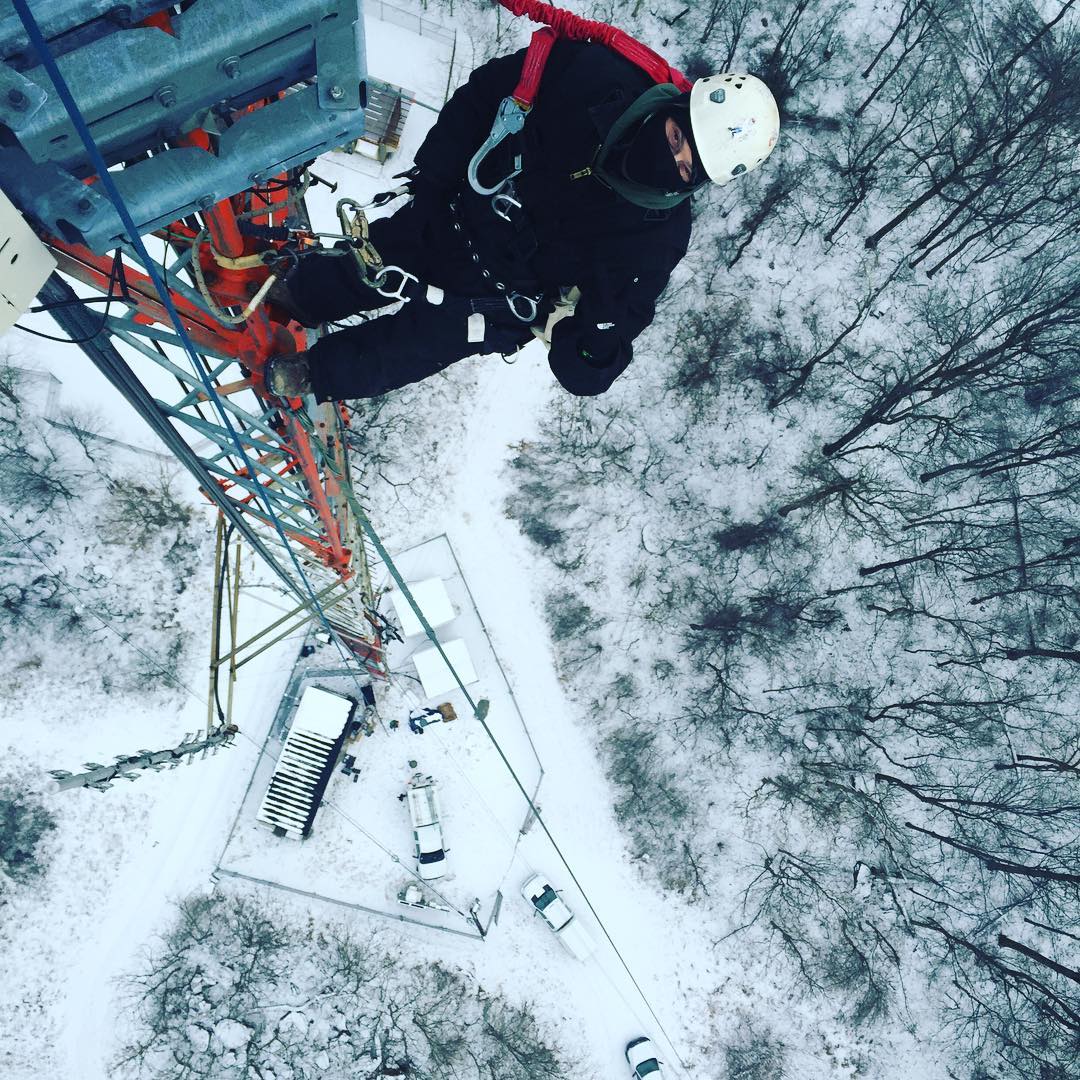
[467,96,527,196]
[336,197,383,286]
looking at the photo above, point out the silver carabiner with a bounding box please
[373,265,418,302]
[506,292,539,323]
[467,96,527,196]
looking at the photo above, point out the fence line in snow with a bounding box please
[214,866,484,940]
[367,0,455,46]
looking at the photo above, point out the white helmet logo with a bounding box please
[728,119,756,142]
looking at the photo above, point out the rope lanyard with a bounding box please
[469,0,691,195]
[502,0,691,103]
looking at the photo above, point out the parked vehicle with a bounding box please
[625,1036,664,1078]
[406,773,448,880]
[520,873,597,961]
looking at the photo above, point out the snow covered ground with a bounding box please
[6,1,1070,1078]
[0,350,712,1078]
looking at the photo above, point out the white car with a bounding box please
[520,873,596,961]
[406,775,447,881]
[626,1036,664,1078]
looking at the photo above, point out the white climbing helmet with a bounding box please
[688,73,780,185]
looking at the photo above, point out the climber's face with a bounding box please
[665,117,695,184]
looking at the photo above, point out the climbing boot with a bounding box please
[264,352,313,397]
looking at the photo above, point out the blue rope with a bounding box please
[12,0,364,665]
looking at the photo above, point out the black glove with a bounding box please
[548,318,631,396]
[392,165,421,189]
[578,324,622,368]
[552,317,622,368]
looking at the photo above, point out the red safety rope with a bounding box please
[501,0,692,106]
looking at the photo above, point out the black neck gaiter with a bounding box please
[617,103,700,194]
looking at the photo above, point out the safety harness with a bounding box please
[324,1,695,333]
[468,0,693,198]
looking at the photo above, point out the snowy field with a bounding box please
[0,358,717,1078]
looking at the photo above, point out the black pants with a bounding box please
[288,203,541,401]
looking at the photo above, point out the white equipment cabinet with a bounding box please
[0,189,56,336]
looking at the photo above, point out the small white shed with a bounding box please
[411,638,478,698]
[389,577,456,638]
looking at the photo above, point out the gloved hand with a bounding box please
[551,317,621,368]
[371,166,424,209]
[548,317,631,396]
[578,323,622,367]
[392,165,421,190]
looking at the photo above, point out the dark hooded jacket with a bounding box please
[411,40,694,396]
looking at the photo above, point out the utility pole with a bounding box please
[469,898,486,938]
[49,726,239,792]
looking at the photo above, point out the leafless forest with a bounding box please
[498,1,1080,1076]
[2,0,1076,1077]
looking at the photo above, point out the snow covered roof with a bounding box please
[411,638,478,697]
[256,687,354,839]
[291,686,356,739]
[389,577,456,638]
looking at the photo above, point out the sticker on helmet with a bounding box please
[728,117,757,141]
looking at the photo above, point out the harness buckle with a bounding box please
[506,292,539,323]
[491,182,523,223]
[468,96,527,196]
[373,265,418,302]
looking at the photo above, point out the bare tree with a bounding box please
[822,256,1080,457]
[863,3,1080,253]
[117,892,574,1079]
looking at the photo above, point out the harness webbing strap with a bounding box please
[499,0,692,93]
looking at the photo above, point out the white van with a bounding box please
[406,773,448,880]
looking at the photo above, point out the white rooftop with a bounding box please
[411,638,478,698]
[291,686,355,739]
[390,577,456,638]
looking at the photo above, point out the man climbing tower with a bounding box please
[265,38,779,401]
